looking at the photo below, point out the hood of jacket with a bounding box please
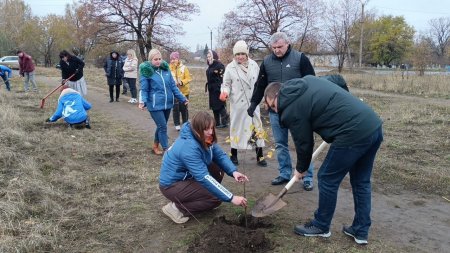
[139,60,170,78]
[277,77,308,115]
[18,52,30,59]
[109,51,120,60]
[60,87,79,97]
[278,74,350,114]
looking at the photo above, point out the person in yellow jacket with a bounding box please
[169,51,192,131]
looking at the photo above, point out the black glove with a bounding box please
[247,102,257,117]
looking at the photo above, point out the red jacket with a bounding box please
[18,52,35,75]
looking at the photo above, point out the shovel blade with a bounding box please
[251,193,287,217]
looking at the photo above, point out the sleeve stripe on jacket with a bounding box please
[204,175,233,199]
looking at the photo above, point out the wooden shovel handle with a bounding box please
[283,141,329,192]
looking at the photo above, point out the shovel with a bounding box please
[251,141,329,217]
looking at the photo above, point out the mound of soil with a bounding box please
[188,215,274,253]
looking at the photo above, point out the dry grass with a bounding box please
[342,70,450,99]
[0,88,163,252]
[0,66,448,252]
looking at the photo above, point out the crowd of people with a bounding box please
[8,31,383,246]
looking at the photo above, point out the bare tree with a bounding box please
[82,0,199,62]
[219,0,323,51]
[412,36,433,76]
[428,17,450,64]
[65,2,104,59]
[323,0,360,72]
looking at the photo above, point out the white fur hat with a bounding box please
[233,40,249,55]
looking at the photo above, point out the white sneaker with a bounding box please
[162,202,189,224]
[132,98,138,104]
[128,98,133,103]
[175,125,181,131]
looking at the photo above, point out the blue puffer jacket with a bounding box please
[49,88,91,124]
[159,122,237,202]
[0,65,12,78]
[139,61,186,111]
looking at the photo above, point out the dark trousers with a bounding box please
[1,75,10,91]
[312,126,383,239]
[109,84,120,100]
[173,95,189,126]
[122,78,128,92]
[124,78,137,98]
[213,107,228,126]
[231,147,264,160]
[159,162,225,216]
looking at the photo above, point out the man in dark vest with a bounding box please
[264,76,383,244]
[247,32,316,190]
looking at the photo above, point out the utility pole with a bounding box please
[208,27,213,50]
[359,0,368,68]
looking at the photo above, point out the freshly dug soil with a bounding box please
[187,215,274,253]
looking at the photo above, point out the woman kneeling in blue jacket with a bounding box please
[159,111,249,224]
[46,85,91,129]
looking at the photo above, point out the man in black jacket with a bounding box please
[263,76,383,245]
[247,32,316,190]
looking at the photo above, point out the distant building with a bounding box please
[191,49,206,63]
[307,53,340,68]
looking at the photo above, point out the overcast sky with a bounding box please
[24,0,450,51]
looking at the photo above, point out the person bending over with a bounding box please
[46,85,92,129]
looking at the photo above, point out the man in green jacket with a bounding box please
[264,75,383,245]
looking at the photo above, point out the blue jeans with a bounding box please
[1,75,10,91]
[269,112,314,182]
[149,109,171,149]
[312,126,383,239]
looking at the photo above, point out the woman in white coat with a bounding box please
[220,40,267,167]
[123,49,139,103]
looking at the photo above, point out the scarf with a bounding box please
[238,60,249,73]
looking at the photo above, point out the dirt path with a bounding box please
[37,76,450,252]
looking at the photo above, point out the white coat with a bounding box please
[123,58,138,78]
[222,58,265,149]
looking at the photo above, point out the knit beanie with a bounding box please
[170,51,180,60]
[59,86,79,101]
[233,40,249,55]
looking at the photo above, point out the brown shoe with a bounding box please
[152,142,163,155]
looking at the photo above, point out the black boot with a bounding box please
[230,148,239,165]
[256,147,267,167]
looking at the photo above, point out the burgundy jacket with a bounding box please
[18,52,35,75]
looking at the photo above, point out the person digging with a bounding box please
[45,84,92,129]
